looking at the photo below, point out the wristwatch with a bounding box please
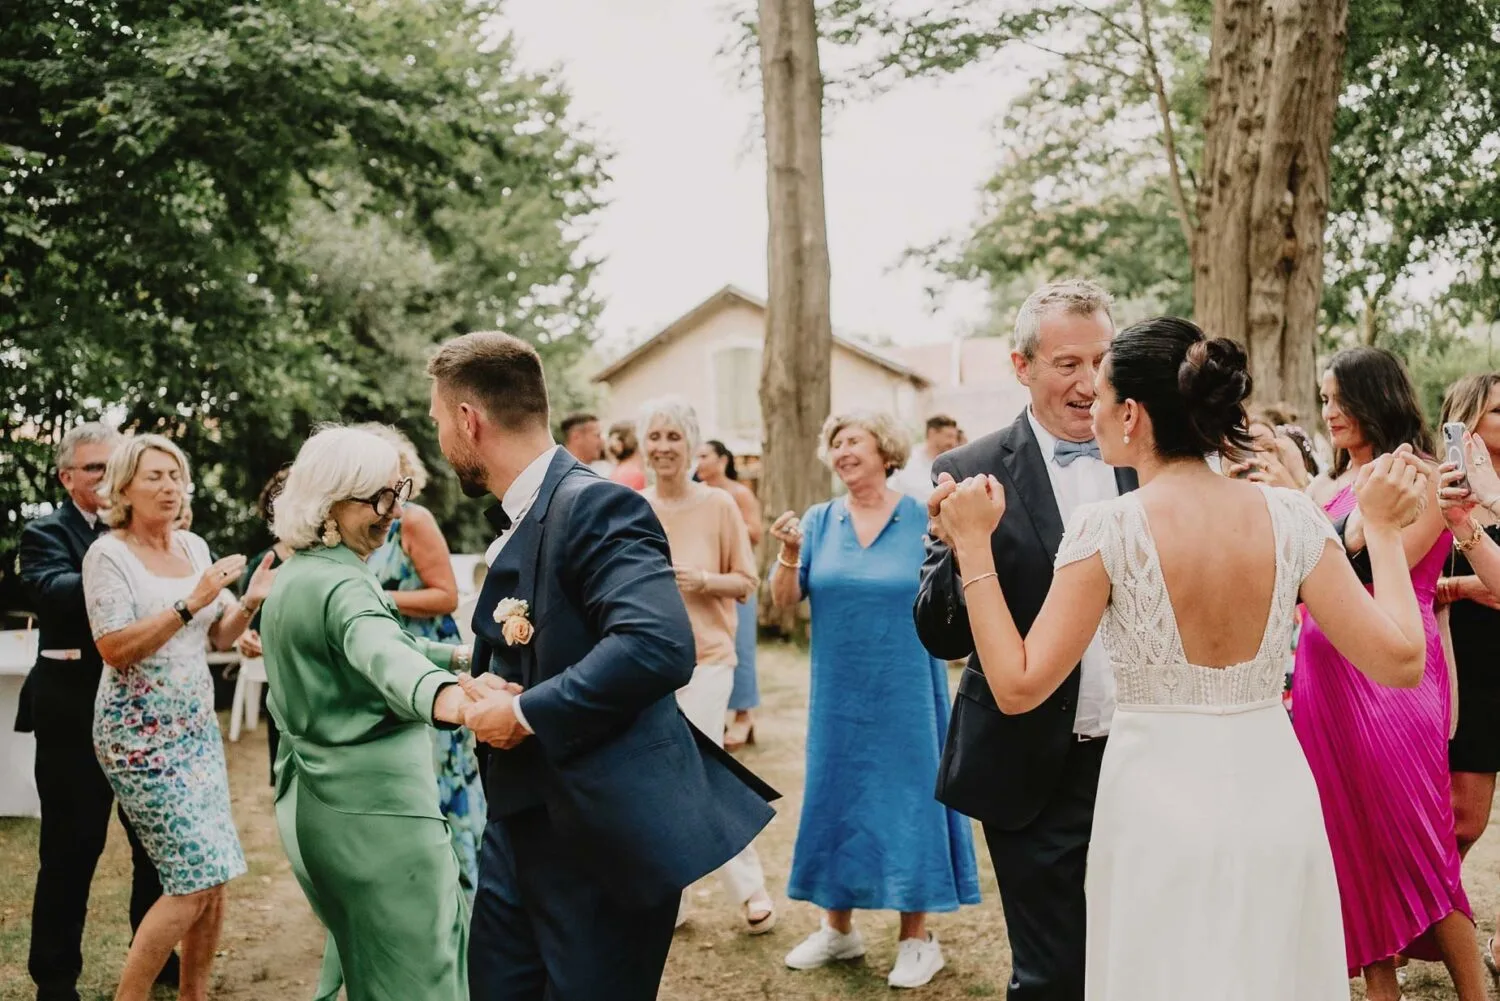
[173,599,194,625]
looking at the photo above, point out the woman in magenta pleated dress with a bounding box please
[1295,346,1487,1001]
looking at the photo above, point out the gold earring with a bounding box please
[321,520,341,548]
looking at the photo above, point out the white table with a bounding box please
[0,630,41,818]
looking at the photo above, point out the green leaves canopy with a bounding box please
[1,0,606,585]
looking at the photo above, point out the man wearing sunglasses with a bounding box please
[16,423,176,1001]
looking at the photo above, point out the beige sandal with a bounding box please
[744,895,777,935]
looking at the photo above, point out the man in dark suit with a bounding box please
[16,423,177,1001]
[426,331,778,1001]
[914,280,1136,1001]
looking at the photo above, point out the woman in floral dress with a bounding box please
[84,434,274,1001]
[362,425,487,896]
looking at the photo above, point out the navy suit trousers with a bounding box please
[469,811,678,1001]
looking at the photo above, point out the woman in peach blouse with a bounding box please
[640,396,776,936]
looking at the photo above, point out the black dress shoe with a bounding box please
[155,951,181,989]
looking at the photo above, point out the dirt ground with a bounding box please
[1,643,1495,999]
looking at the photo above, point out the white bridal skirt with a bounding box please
[1085,699,1347,1000]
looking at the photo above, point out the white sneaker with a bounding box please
[784,920,866,970]
[887,934,944,989]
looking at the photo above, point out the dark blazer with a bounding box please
[914,410,1137,832]
[471,450,778,909]
[14,500,104,734]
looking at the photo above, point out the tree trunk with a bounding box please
[757,0,833,636]
[1193,0,1349,426]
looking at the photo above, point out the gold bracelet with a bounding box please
[777,551,800,570]
[961,571,999,591]
[1455,519,1485,552]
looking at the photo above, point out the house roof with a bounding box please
[591,284,931,388]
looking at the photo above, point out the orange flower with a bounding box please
[501,616,534,647]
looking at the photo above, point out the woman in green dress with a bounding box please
[259,425,480,1001]
[359,425,487,898]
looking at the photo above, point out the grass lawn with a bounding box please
[0,642,1494,999]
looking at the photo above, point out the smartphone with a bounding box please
[1443,421,1470,489]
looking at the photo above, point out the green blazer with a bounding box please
[260,544,459,816]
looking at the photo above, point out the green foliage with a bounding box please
[743,0,1500,353]
[1,0,606,586]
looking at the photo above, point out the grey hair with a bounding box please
[817,410,912,476]
[100,434,192,528]
[637,395,702,454]
[55,422,120,471]
[1013,278,1115,360]
[273,425,401,550]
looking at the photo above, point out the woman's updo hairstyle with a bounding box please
[1108,316,1255,460]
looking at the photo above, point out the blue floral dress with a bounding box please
[366,512,487,897]
[83,532,247,895]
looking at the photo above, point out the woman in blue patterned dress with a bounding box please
[83,435,275,1001]
[768,411,981,990]
[361,425,487,897]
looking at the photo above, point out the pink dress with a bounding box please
[1293,485,1468,974]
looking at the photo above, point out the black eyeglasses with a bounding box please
[358,478,413,518]
[69,462,107,475]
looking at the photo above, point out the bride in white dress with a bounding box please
[933,317,1431,999]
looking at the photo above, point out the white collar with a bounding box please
[70,499,99,528]
[501,446,561,524]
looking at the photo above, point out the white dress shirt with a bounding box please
[891,446,936,501]
[482,446,561,733]
[1026,409,1120,737]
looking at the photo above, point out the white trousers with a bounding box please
[675,662,766,905]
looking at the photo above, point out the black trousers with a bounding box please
[982,737,1106,1001]
[27,664,168,999]
[469,811,678,1001]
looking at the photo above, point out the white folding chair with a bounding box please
[229,656,267,741]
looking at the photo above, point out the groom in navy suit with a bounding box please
[427,331,777,1001]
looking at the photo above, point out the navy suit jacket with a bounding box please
[913,411,1137,831]
[15,499,105,734]
[471,450,778,908]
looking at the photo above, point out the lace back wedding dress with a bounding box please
[1057,486,1347,1000]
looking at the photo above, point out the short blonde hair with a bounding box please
[354,423,429,498]
[817,411,911,475]
[273,426,401,550]
[100,435,192,528]
[637,396,701,454]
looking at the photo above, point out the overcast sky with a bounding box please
[501,0,1025,349]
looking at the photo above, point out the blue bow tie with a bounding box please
[1053,440,1102,467]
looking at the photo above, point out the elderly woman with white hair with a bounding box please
[768,411,981,990]
[82,434,274,1001]
[258,425,481,1001]
[638,396,777,935]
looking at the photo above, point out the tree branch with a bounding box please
[1135,0,1195,252]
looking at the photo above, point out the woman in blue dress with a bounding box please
[360,426,487,899]
[769,411,981,990]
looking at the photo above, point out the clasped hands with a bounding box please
[927,472,1006,551]
[448,673,530,750]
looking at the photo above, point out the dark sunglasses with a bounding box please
[357,477,413,518]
